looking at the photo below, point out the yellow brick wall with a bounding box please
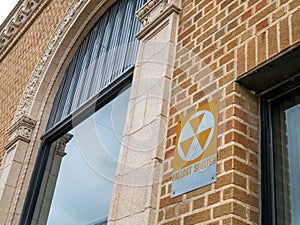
[159,0,300,224]
[0,0,74,165]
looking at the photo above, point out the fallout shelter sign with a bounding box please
[171,99,219,197]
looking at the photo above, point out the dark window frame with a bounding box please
[261,74,300,225]
[20,69,133,225]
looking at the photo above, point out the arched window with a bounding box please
[21,1,146,224]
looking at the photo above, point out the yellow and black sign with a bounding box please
[171,99,219,197]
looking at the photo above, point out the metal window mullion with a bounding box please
[63,48,87,118]
[60,51,81,119]
[87,12,110,98]
[76,23,100,105]
[80,22,103,102]
[92,8,115,94]
[71,32,96,110]
[52,51,81,126]
[102,2,125,87]
[47,0,144,130]
[69,37,87,113]
[97,5,119,91]
[109,0,129,82]
[123,0,139,72]
[46,70,68,129]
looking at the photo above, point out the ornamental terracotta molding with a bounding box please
[0,0,52,61]
[5,116,37,150]
[13,0,87,123]
[136,0,181,39]
[55,133,73,157]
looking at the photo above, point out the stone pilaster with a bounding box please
[108,1,181,224]
[0,116,37,225]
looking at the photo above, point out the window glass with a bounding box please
[34,87,131,225]
[271,88,300,225]
[47,0,145,129]
[27,1,147,223]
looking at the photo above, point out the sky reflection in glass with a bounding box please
[46,87,131,225]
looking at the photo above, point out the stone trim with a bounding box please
[13,0,88,123]
[55,133,73,157]
[0,0,52,61]
[5,116,36,151]
[136,0,180,39]
[108,0,181,224]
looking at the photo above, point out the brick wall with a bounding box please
[159,0,300,224]
[0,0,73,165]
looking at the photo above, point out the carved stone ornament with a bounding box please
[55,133,73,157]
[136,0,181,27]
[0,0,51,61]
[13,0,87,123]
[136,0,181,39]
[5,116,37,150]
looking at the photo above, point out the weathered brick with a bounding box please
[187,185,212,199]
[228,19,238,32]
[249,3,276,26]
[178,25,196,42]
[162,219,181,225]
[289,0,300,10]
[237,45,246,76]
[247,39,256,70]
[160,195,183,208]
[208,191,221,205]
[291,8,300,44]
[279,17,290,50]
[220,51,234,65]
[241,9,253,22]
[215,28,225,40]
[165,206,176,219]
[218,72,235,87]
[193,197,205,209]
[255,0,268,12]
[213,202,231,218]
[158,210,164,222]
[257,31,267,64]
[223,217,249,225]
[267,24,279,58]
[224,158,258,178]
[256,18,269,32]
[221,5,244,27]
[250,209,259,223]
[204,2,214,14]
[184,209,211,224]
[272,8,285,22]
[225,119,248,134]
[178,202,190,215]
